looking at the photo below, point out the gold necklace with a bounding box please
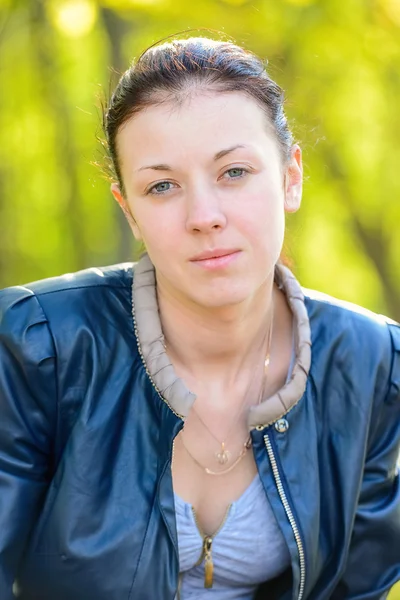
[189,303,274,467]
[180,357,264,476]
[192,352,268,466]
[180,433,252,476]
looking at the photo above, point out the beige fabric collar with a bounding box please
[131,253,312,429]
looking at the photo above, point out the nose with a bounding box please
[185,186,227,234]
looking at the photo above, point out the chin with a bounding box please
[190,284,252,310]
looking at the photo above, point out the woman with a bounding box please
[0,37,399,600]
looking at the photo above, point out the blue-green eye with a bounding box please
[148,181,173,195]
[224,168,247,180]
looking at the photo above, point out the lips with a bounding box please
[190,248,239,262]
[189,248,241,271]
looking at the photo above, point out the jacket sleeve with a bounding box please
[332,322,400,600]
[0,288,57,600]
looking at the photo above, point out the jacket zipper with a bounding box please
[264,433,306,600]
[172,436,184,600]
[191,503,232,589]
[172,438,231,594]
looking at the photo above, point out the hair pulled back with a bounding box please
[104,36,293,194]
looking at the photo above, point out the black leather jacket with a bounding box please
[0,259,399,600]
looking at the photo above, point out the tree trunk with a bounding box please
[28,0,87,271]
[100,7,136,263]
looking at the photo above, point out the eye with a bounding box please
[147,181,176,195]
[222,167,248,181]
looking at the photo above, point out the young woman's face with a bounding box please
[112,91,302,310]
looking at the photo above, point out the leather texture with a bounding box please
[0,262,399,600]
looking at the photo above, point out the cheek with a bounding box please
[234,189,285,241]
[134,205,182,254]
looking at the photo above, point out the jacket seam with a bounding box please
[383,323,400,406]
[32,292,60,459]
[127,490,158,600]
[156,459,180,558]
[30,283,131,297]
[382,324,400,416]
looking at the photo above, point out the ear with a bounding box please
[110,183,143,241]
[284,145,303,213]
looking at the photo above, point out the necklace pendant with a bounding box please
[216,443,231,465]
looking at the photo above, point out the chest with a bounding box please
[174,473,291,595]
[172,432,257,535]
[170,350,294,534]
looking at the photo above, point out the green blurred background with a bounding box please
[0,0,399,593]
[1,0,400,323]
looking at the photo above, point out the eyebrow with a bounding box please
[136,144,248,172]
[214,144,247,161]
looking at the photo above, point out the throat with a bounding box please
[156,272,276,377]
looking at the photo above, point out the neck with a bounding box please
[156,272,277,389]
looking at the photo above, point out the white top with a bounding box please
[175,474,291,599]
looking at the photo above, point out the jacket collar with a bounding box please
[132,253,311,429]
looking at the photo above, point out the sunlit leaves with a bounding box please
[100,0,169,10]
[379,0,400,26]
[46,0,98,37]
[284,0,316,6]
[219,0,251,6]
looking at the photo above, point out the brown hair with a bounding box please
[103,36,294,195]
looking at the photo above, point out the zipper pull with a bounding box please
[192,505,231,590]
[203,536,214,588]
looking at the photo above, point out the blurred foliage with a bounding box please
[0,1,399,596]
[0,0,399,327]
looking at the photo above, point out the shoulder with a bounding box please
[0,262,134,310]
[303,286,398,348]
[18,262,133,296]
[303,286,400,405]
[0,263,135,357]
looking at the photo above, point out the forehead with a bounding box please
[116,91,279,167]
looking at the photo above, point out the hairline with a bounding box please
[114,84,291,194]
